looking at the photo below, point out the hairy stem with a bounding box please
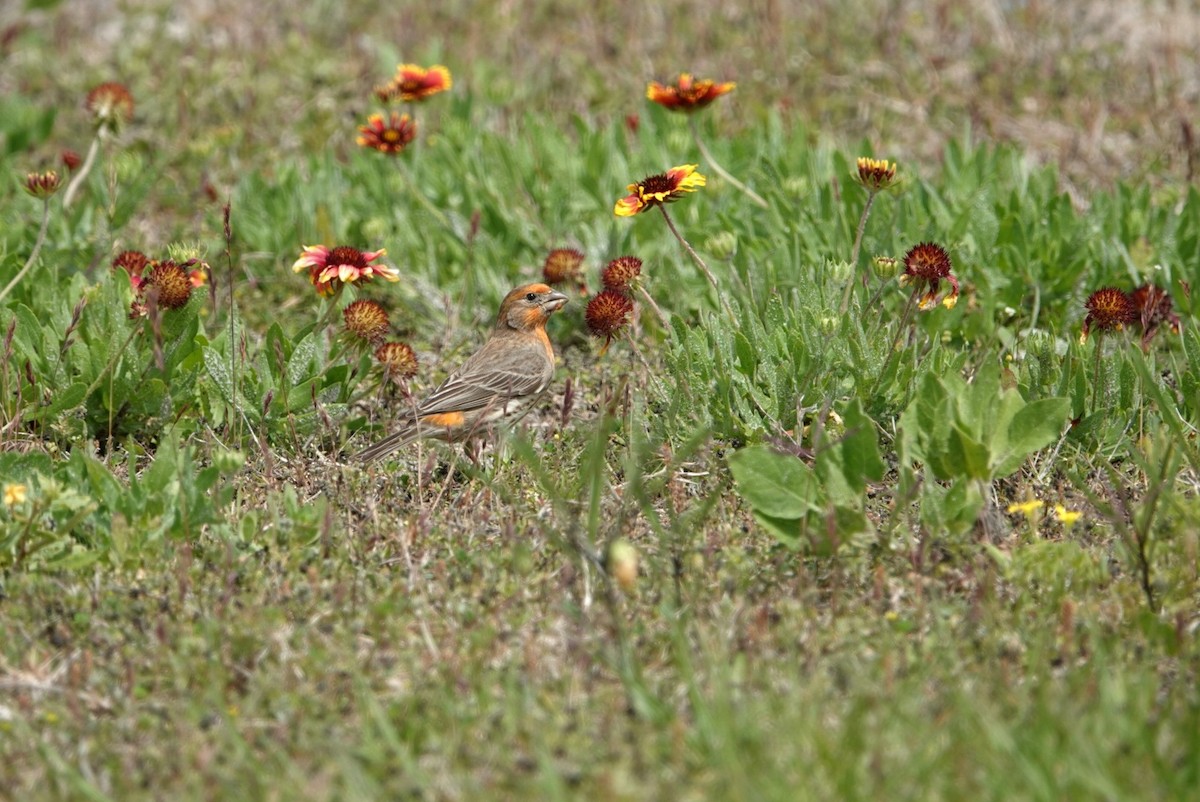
[658,205,735,322]
[840,189,878,314]
[62,135,102,209]
[0,200,52,305]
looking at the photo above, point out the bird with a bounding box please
[357,282,569,463]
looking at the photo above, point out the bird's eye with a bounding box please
[525,292,537,302]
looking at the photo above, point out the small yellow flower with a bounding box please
[1054,504,1082,526]
[3,483,27,507]
[1007,499,1043,517]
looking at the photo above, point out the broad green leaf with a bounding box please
[728,445,821,520]
[993,397,1070,477]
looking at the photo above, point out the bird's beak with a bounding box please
[544,291,569,312]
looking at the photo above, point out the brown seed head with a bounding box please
[85,82,135,129]
[542,248,585,285]
[343,299,390,344]
[375,341,418,380]
[145,260,193,310]
[601,256,643,293]
[586,290,634,343]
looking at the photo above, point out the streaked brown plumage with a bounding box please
[357,283,568,463]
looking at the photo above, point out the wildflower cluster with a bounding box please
[1080,284,1180,347]
[358,63,451,157]
[112,249,206,318]
[585,256,642,351]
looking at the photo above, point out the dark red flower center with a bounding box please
[329,246,368,268]
[904,242,952,279]
[640,173,676,195]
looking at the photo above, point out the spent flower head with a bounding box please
[85,82,135,131]
[375,341,419,381]
[23,170,61,199]
[586,290,635,351]
[1130,283,1181,348]
[646,73,736,112]
[357,112,417,155]
[614,164,705,217]
[899,242,959,310]
[1081,287,1136,343]
[292,245,396,297]
[854,157,897,192]
[344,299,391,345]
[144,260,193,310]
[542,248,585,286]
[601,256,643,294]
[375,64,452,102]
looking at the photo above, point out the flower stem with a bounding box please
[658,205,735,322]
[868,289,919,400]
[637,284,670,329]
[1091,334,1104,416]
[840,189,878,314]
[0,200,51,305]
[62,135,101,209]
[688,116,768,209]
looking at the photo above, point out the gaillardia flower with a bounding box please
[1130,283,1180,348]
[85,82,135,129]
[854,157,897,192]
[375,64,452,102]
[23,170,61,199]
[375,341,419,381]
[62,150,82,172]
[586,290,635,350]
[542,248,585,286]
[614,164,705,217]
[292,245,397,297]
[357,112,417,155]
[646,73,736,112]
[144,260,193,310]
[899,242,959,310]
[113,249,150,292]
[1080,287,1137,343]
[601,256,643,293]
[344,299,391,345]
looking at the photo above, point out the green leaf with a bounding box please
[728,445,821,520]
[993,397,1070,477]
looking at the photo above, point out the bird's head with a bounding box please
[497,283,569,331]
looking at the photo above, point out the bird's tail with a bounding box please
[355,424,423,464]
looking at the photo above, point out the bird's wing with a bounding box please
[416,338,553,417]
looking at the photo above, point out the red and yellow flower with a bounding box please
[614,164,705,217]
[356,112,417,155]
[646,73,735,112]
[899,242,959,310]
[375,64,452,102]
[292,245,397,297]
